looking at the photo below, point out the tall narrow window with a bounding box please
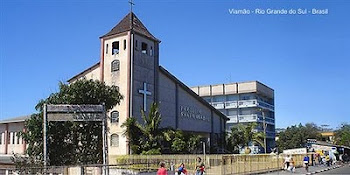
[112,41,119,55]
[111,111,119,123]
[111,60,120,72]
[123,39,126,50]
[0,133,2,145]
[111,134,119,147]
[106,44,108,54]
[150,46,153,56]
[135,40,138,50]
[141,42,148,54]
[12,132,15,145]
[17,134,20,144]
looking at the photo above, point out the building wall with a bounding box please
[131,34,157,125]
[0,122,26,155]
[102,32,130,156]
[191,81,275,152]
[158,72,176,128]
[69,65,100,83]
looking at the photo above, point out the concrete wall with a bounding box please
[158,72,176,128]
[103,32,130,156]
[192,81,274,99]
[131,34,157,125]
[0,122,26,155]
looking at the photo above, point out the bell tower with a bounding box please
[99,12,160,156]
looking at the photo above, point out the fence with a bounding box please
[4,153,312,175]
[111,153,312,175]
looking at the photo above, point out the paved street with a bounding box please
[319,164,350,174]
[263,164,347,175]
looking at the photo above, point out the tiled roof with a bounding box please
[101,12,160,42]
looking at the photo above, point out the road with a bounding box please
[319,164,350,174]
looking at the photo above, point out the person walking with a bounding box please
[177,163,188,175]
[194,157,205,175]
[284,155,291,170]
[303,155,310,172]
[157,162,168,175]
[326,155,330,167]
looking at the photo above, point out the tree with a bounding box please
[334,123,350,147]
[121,103,202,154]
[19,79,122,166]
[226,123,265,153]
[120,117,143,154]
[276,123,322,152]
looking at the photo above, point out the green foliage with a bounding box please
[19,79,122,166]
[121,103,202,154]
[141,148,161,155]
[276,123,322,152]
[11,154,43,174]
[226,123,265,153]
[334,123,350,147]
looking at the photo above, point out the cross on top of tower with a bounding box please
[129,0,135,13]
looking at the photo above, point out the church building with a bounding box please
[67,12,228,163]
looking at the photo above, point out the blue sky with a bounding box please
[1,0,349,129]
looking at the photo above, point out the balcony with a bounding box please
[257,100,274,111]
[257,115,275,125]
[238,114,258,123]
[225,101,238,109]
[238,100,258,108]
[227,116,238,123]
[226,114,275,125]
[210,102,225,109]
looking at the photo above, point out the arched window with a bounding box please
[111,134,119,147]
[111,111,119,123]
[111,60,120,72]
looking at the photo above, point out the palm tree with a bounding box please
[121,103,163,154]
[121,117,142,154]
[139,103,163,151]
[227,123,265,153]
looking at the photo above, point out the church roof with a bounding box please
[159,66,229,121]
[101,12,160,42]
[67,62,100,83]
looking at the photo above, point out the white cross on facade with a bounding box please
[138,82,151,112]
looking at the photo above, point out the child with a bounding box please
[177,163,187,175]
[157,162,168,175]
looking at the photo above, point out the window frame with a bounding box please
[111,111,119,123]
[111,60,120,72]
[110,134,119,147]
[141,42,148,54]
[112,41,120,55]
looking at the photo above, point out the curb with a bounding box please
[305,164,342,174]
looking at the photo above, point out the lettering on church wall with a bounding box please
[180,106,209,122]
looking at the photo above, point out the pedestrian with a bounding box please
[326,155,330,167]
[289,157,295,173]
[194,157,205,175]
[177,163,187,175]
[157,162,168,175]
[284,154,291,170]
[303,155,310,172]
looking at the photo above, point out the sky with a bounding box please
[1,0,349,129]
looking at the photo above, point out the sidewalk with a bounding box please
[263,164,343,175]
